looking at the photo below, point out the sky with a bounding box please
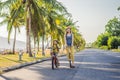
[0,0,120,43]
[58,0,120,43]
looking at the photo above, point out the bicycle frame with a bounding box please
[51,54,58,69]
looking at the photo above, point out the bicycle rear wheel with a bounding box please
[55,58,58,68]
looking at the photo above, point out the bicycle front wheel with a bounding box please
[52,57,54,69]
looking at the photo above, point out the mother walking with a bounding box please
[64,26,75,68]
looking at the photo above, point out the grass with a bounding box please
[111,49,120,52]
[0,49,66,74]
[0,50,51,69]
[0,49,65,69]
[0,54,46,74]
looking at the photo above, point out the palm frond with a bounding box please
[0,18,8,26]
[7,21,13,43]
[0,0,18,11]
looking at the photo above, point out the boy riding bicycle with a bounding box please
[51,40,60,69]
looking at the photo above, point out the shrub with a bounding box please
[108,36,120,49]
[100,46,108,50]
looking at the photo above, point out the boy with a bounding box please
[51,40,60,69]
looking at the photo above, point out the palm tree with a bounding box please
[0,2,24,54]
[35,0,68,56]
[24,0,68,56]
[1,0,80,56]
[26,0,68,56]
[0,17,22,54]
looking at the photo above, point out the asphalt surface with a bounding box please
[0,49,120,80]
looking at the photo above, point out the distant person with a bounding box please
[64,26,75,68]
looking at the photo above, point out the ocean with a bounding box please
[0,37,26,50]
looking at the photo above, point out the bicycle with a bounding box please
[51,52,59,70]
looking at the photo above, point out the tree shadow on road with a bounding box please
[0,75,21,80]
[25,58,78,80]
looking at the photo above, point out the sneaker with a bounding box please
[70,65,75,68]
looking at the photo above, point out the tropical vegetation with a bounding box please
[92,7,120,50]
[0,0,85,57]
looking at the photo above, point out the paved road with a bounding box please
[0,49,120,80]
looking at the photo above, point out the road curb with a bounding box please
[1,54,66,73]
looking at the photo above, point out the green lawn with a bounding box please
[0,49,65,68]
[0,49,66,74]
[111,49,120,52]
[0,51,51,69]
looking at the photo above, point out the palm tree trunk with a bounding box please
[26,18,29,53]
[37,37,40,51]
[42,32,45,56]
[26,3,32,57]
[28,6,32,57]
[13,27,17,54]
[26,17,32,57]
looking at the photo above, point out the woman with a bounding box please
[64,26,75,68]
